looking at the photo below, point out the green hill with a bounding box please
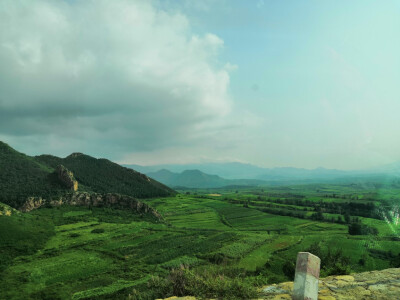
[35,153,175,198]
[0,141,175,208]
[0,142,66,207]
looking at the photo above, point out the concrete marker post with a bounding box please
[292,252,320,300]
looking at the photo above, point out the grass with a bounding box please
[1,182,400,299]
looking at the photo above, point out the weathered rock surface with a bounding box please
[261,268,400,299]
[56,164,78,191]
[157,268,400,300]
[20,197,46,212]
[19,192,163,220]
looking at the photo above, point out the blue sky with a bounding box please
[0,0,399,169]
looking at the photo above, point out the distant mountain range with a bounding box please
[125,162,353,180]
[146,169,265,188]
[125,161,400,188]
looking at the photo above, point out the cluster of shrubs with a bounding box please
[348,222,378,235]
[129,266,259,300]
[281,242,352,280]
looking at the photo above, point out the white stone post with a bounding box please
[293,252,320,300]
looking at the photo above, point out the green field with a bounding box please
[1,183,399,299]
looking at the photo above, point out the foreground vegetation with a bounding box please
[1,182,399,299]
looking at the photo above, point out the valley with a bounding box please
[2,1,399,299]
[1,183,399,299]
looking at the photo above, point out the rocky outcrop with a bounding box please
[56,165,78,191]
[19,192,163,221]
[19,197,46,212]
[261,268,400,300]
[156,268,400,300]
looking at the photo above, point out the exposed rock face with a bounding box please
[56,165,78,191]
[261,268,400,300]
[20,197,45,212]
[19,192,163,221]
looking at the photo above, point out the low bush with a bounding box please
[143,266,258,300]
[306,242,351,276]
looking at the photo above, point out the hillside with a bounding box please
[0,202,19,216]
[36,153,175,198]
[0,141,175,208]
[146,169,265,188]
[0,141,66,207]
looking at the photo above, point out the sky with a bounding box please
[0,0,399,170]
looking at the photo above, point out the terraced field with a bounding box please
[1,184,399,299]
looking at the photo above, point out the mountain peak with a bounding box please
[67,152,85,159]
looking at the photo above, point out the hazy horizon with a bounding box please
[1,0,399,170]
[123,160,397,172]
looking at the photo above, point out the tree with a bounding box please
[348,223,378,235]
[344,213,351,224]
[282,261,295,280]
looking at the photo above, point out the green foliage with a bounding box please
[348,222,379,235]
[0,213,54,272]
[160,256,202,270]
[0,142,66,208]
[390,253,400,268]
[306,242,351,276]
[69,233,80,238]
[144,266,258,300]
[0,141,175,209]
[1,183,398,299]
[282,260,295,280]
[36,153,175,199]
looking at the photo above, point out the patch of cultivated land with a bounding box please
[1,183,399,299]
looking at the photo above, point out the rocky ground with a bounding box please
[158,268,400,299]
[262,267,400,299]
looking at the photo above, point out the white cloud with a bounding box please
[0,0,234,158]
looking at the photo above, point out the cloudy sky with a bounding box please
[0,0,399,169]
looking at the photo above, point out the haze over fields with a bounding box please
[1,0,399,170]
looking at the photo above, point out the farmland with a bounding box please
[1,183,400,299]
